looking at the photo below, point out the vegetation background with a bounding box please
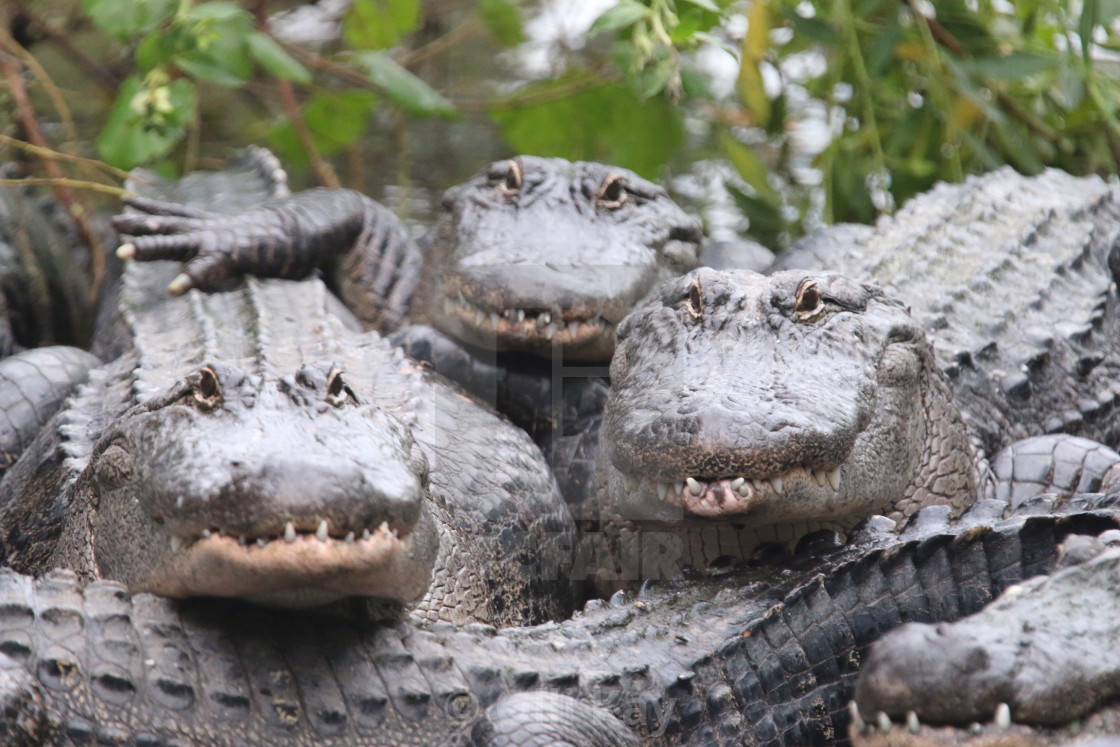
[3,0,1120,260]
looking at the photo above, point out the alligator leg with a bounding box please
[988,434,1120,508]
[112,187,422,333]
[0,346,99,476]
[469,691,640,746]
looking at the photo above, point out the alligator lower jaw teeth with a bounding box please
[623,466,843,505]
[176,521,401,552]
[442,296,612,342]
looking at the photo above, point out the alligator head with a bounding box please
[420,156,703,361]
[58,361,438,607]
[600,268,979,557]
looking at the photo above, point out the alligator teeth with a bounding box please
[567,321,580,337]
[284,522,296,544]
[238,535,247,546]
[170,536,182,553]
[443,299,454,316]
[256,538,267,549]
[737,480,751,497]
[489,313,500,328]
[906,711,919,734]
[316,520,329,542]
[516,309,525,322]
[545,323,558,337]
[751,479,765,493]
[345,531,355,544]
[656,482,671,501]
[540,311,551,325]
[994,703,1011,729]
[826,468,841,491]
[848,702,865,732]
[686,477,702,496]
[362,528,371,541]
[201,529,212,539]
[474,310,486,326]
[729,477,745,491]
[622,474,638,491]
[771,476,784,494]
[811,469,826,487]
[876,712,891,732]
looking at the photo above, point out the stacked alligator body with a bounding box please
[0,152,575,628]
[3,153,1120,744]
[0,493,1117,745]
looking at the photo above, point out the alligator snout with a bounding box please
[87,363,439,606]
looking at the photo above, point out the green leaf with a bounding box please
[680,0,721,12]
[268,89,378,165]
[589,3,651,36]
[82,0,176,40]
[249,32,311,84]
[720,132,779,205]
[1080,0,1099,64]
[634,53,677,99]
[962,52,1059,80]
[480,0,524,46]
[491,75,684,178]
[737,0,771,127]
[174,2,255,86]
[344,0,420,50]
[1102,0,1120,23]
[353,51,459,118]
[96,76,197,169]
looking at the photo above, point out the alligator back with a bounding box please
[0,152,574,627]
[0,496,1116,745]
[782,168,1120,455]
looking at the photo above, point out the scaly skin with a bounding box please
[0,495,1117,745]
[0,151,575,626]
[598,268,984,571]
[597,168,1120,569]
[852,532,1120,747]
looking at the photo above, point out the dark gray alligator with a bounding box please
[0,490,1116,745]
[0,184,101,476]
[851,530,1120,746]
[0,151,575,628]
[596,168,1120,573]
[109,155,710,506]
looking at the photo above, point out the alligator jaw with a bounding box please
[619,465,845,518]
[438,289,617,357]
[138,516,434,607]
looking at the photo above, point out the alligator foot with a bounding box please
[469,691,639,747]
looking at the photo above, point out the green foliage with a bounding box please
[96,73,196,168]
[343,0,420,51]
[491,77,684,178]
[352,51,459,118]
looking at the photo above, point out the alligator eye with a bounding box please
[326,366,359,407]
[595,174,627,209]
[489,159,522,196]
[193,366,223,409]
[794,279,824,320]
[684,276,703,319]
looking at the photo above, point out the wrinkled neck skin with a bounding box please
[597,268,982,574]
[416,156,703,362]
[51,361,439,609]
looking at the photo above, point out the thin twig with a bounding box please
[275,77,340,188]
[0,133,131,181]
[4,0,120,93]
[0,178,133,198]
[0,52,105,299]
[0,24,79,144]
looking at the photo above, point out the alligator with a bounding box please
[0,150,575,628]
[0,490,1116,745]
[109,155,712,507]
[851,530,1120,746]
[595,167,1120,572]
